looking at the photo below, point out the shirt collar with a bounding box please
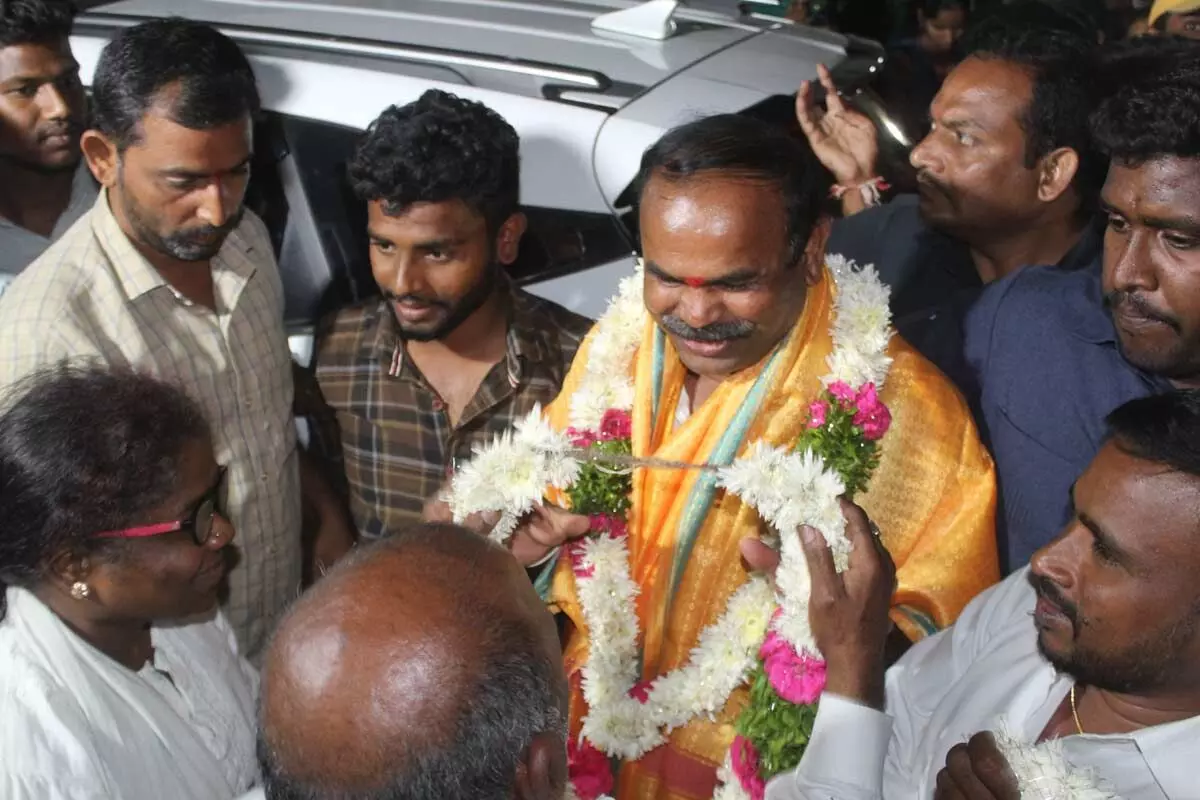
[369,280,553,383]
[91,189,260,304]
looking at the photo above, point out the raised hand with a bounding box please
[795,63,880,187]
[797,498,896,709]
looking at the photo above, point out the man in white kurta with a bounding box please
[765,390,1200,800]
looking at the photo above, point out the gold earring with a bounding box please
[70,581,90,600]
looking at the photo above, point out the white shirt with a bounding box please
[0,194,303,660]
[0,587,261,799]
[0,161,98,286]
[766,569,1198,799]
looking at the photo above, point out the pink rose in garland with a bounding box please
[730,736,767,800]
[827,380,857,408]
[598,408,633,441]
[807,399,829,429]
[852,383,892,441]
[568,738,614,800]
[759,631,827,705]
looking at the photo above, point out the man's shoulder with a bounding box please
[314,300,384,366]
[0,215,107,328]
[971,262,1102,339]
[512,288,595,351]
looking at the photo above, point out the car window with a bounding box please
[247,112,634,324]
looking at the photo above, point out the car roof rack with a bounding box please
[591,0,681,41]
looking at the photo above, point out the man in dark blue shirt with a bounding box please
[965,38,1200,572]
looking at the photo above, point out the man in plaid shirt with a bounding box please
[309,90,593,540]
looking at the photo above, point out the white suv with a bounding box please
[71,0,891,360]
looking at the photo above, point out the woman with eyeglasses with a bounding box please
[0,366,259,799]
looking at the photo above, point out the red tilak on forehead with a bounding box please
[683,277,706,288]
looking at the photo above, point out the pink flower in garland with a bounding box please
[629,679,654,704]
[567,427,599,449]
[730,735,767,800]
[827,380,857,408]
[588,513,628,540]
[568,737,614,800]
[759,631,827,705]
[851,383,892,442]
[598,408,633,442]
[807,400,829,429]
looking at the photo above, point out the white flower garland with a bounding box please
[446,256,897,763]
[447,408,581,542]
[995,724,1120,800]
[566,256,894,760]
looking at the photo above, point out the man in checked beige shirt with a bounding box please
[0,20,354,661]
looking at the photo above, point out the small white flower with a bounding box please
[994,723,1120,799]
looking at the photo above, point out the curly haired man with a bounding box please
[309,90,593,540]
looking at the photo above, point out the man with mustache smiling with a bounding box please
[0,19,357,661]
[478,114,1000,798]
[962,37,1200,573]
[765,389,1200,799]
[0,0,95,286]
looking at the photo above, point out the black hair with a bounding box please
[918,0,965,19]
[1090,37,1200,165]
[961,23,1106,217]
[0,0,75,48]
[1106,390,1200,479]
[0,365,211,620]
[347,89,521,234]
[634,113,832,267]
[90,17,260,150]
[259,525,566,800]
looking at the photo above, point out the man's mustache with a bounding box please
[384,292,449,310]
[659,315,755,342]
[36,122,78,142]
[1104,291,1180,332]
[915,170,952,197]
[1029,572,1079,626]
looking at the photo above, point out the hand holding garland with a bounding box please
[739,498,895,711]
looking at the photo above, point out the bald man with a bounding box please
[251,524,569,800]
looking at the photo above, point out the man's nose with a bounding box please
[39,84,71,122]
[675,287,724,330]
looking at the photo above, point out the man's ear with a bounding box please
[495,212,529,267]
[1037,147,1081,205]
[801,216,832,286]
[81,130,120,188]
[513,733,567,800]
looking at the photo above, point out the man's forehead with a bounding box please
[1102,157,1200,213]
[126,110,252,164]
[0,40,75,81]
[368,197,485,238]
[1078,442,1200,551]
[936,58,1032,125]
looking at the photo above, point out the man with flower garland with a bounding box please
[765,390,1200,799]
[484,115,1000,799]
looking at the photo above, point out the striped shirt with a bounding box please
[307,287,592,539]
[0,192,302,661]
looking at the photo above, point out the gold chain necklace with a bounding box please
[1070,684,1085,735]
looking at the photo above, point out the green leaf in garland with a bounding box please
[567,438,634,516]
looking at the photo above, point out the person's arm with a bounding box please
[763,564,1029,800]
[795,64,882,217]
[298,449,356,580]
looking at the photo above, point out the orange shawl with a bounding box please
[546,269,998,799]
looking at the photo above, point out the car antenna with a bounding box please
[591,0,682,41]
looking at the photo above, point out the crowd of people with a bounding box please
[1,0,1199,798]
